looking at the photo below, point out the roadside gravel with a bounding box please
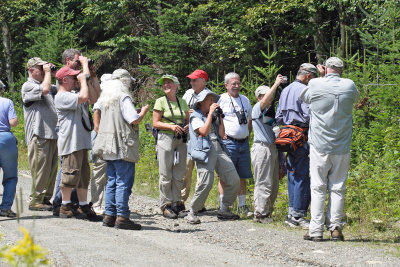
[0,174,399,266]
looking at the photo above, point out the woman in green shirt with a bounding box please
[153,75,189,219]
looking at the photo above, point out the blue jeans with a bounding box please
[287,143,310,218]
[52,157,79,209]
[0,132,18,210]
[222,139,253,179]
[105,160,135,218]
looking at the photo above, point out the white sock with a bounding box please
[238,195,246,207]
[79,201,88,206]
[219,195,224,208]
[61,200,71,205]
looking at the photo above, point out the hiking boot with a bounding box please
[103,215,117,227]
[163,207,178,219]
[217,209,240,220]
[198,207,207,213]
[60,203,78,218]
[237,205,253,218]
[29,202,53,211]
[253,214,273,224]
[114,216,142,230]
[186,212,201,224]
[303,233,323,242]
[331,227,344,241]
[171,202,188,218]
[285,215,310,230]
[43,198,52,206]
[0,209,16,218]
[78,204,103,222]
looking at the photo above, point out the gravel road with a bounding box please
[0,174,399,266]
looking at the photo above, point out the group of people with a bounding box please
[0,53,358,239]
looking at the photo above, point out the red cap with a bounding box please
[187,69,208,81]
[56,67,81,80]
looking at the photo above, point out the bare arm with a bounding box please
[9,118,18,127]
[197,104,219,137]
[87,65,101,104]
[93,109,101,133]
[77,73,89,104]
[260,74,283,110]
[41,64,52,96]
[153,110,184,134]
[131,105,149,125]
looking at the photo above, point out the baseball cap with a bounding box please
[27,57,47,68]
[158,74,179,85]
[187,69,208,81]
[254,85,271,98]
[325,57,344,68]
[55,66,81,80]
[112,69,136,81]
[300,63,317,75]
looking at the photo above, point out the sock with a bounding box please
[79,201,89,206]
[62,200,71,205]
[238,195,246,207]
[219,195,224,208]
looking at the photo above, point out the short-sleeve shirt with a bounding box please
[252,101,276,144]
[182,87,212,109]
[94,97,139,124]
[218,93,252,139]
[55,91,92,156]
[21,77,58,144]
[0,97,17,132]
[191,117,218,141]
[153,96,189,135]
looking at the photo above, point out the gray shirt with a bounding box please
[55,91,91,156]
[182,87,212,109]
[21,77,58,144]
[300,73,359,154]
[252,102,276,144]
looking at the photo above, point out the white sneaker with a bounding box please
[186,212,201,224]
[92,206,105,216]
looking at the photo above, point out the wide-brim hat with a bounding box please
[195,90,219,108]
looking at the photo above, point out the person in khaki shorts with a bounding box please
[153,75,189,219]
[54,65,101,221]
[186,90,240,224]
[21,57,58,211]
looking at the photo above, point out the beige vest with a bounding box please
[93,93,139,163]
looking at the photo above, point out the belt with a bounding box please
[226,135,248,143]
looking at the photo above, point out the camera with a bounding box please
[214,107,225,118]
[50,66,57,71]
[236,110,248,125]
[175,123,188,143]
[282,76,288,84]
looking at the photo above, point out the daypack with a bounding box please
[274,125,308,152]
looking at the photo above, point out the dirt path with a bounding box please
[0,174,399,266]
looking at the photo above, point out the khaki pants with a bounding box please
[181,157,195,201]
[90,156,107,209]
[28,136,58,202]
[251,142,279,216]
[309,145,350,237]
[157,133,187,210]
[190,140,240,212]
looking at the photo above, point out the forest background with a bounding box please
[1,0,400,240]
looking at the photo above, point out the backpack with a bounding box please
[274,125,308,152]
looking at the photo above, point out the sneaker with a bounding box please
[253,214,273,224]
[29,202,53,211]
[93,206,105,216]
[78,204,103,222]
[103,215,117,227]
[59,203,77,218]
[114,216,142,230]
[217,209,240,220]
[163,207,178,219]
[0,209,16,218]
[171,202,188,218]
[331,227,344,241]
[285,215,310,230]
[237,205,253,218]
[198,207,207,213]
[303,233,323,242]
[186,212,201,224]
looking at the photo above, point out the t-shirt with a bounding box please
[191,117,218,141]
[55,91,92,156]
[0,97,17,132]
[182,87,212,109]
[153,96,189,135]
[218,93,252,139]
[252,102,275,144]
[21,77,58,144]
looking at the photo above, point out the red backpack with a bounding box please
[274,125,308,152]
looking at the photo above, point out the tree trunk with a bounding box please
[310,4,328,63]
[338,0,346,58]
[1,20,12,91]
